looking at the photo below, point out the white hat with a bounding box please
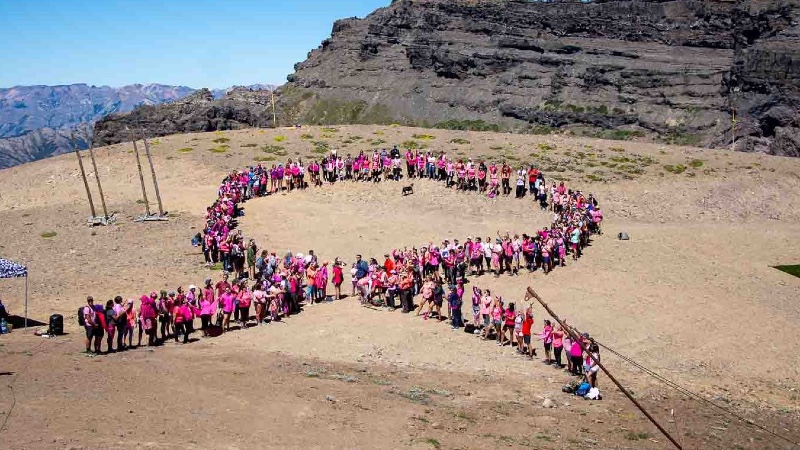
[188,285,197,290]
[296,253,303,258]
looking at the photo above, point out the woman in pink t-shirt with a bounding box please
[220,288,235,332]
[238,285,252,327]
[551,325,565,368]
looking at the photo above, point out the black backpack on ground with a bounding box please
[49,314,64,336]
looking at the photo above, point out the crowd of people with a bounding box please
[80,143,604,389]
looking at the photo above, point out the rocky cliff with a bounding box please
[93,87,275,146]
[276,0,799,156]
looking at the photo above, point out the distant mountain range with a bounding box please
[0,83,272,169]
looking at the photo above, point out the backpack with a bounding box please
[78,307,86,327]
[575,382,591,397]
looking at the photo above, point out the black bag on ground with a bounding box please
[49,314,64,335]
[464,323,476,334]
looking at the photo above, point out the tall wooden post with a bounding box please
[525,287,683,450]
[271,89,277,127]
[128,129,151,216]
[71,131,97,218]
[140,131,164,216]
[83,126,109,220]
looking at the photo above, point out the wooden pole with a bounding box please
[71,131,97,218]
[524,287,683,450]
[271,89,277,127]
[83,126,109,220]
[128,129,151,216]
[140,131,164,216]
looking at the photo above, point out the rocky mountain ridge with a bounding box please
[93,87,276,146]
[88,0,800,156]
[0,83,274,169]
[276,0,798,156]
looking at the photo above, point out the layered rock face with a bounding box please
[93,88,276,145]
[280,0,799,156]
[729,0,800,155]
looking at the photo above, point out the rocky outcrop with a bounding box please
[93,87,276,145]
[276,0,799,155]
[726,0,800,156]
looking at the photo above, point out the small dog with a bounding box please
[402,183,414,196]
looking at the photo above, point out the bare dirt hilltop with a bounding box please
[1,125,799,449]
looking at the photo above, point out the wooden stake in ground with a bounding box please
[71,131,96,218]
[127,128,151,216]
[524,286,683,450]
[83,125,109,220]
[140,131,164,216]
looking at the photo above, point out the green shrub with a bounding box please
[212,137,229,144]
[528,124,554,135]
[262,145,285,154]
[537,143,557,151]
[254,155,276,162]
[240,143,258,148]
[274,135,287,142]
[688,158,704,168]
[402,140,424,150]
[209,145,229,153]
[312,140,330,154]
[321,127,339,133]
[412,133,436,140]
[663,164,687,174]
[449,138,470,145]
[40,231,57,238]
[434,119,501,132]
[301,133,314,140]
[178,147,193,153]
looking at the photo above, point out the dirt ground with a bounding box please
[1,125,799,449]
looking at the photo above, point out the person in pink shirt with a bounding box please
[139,294,157,346]
[253,284,266,325]
[237,283,252,328]
[315,261,329,302]
[173,297,193,344]
[193,291,217,337]
[219,287,235,332]
[332,257,344,300]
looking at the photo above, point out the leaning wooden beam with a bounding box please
[524,286,683,450]
[71,131,96,218]
[83,125,109,220]
[140,130,165,216]
[127,128,151,217]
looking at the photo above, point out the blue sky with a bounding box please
[0,0,389,89]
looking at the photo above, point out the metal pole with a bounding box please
[525,287,683,450]
[128,129,151,216]
[83,126,109,220]
[24,274,28,329]
[140,131,164,216]
[71,132,97,218]
[731,104,736,151]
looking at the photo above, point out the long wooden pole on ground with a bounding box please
[83,126,109,220]
[524,287,683,450]
[128,129,151,216]
[71,131,96,218]
[139,131,164,216]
